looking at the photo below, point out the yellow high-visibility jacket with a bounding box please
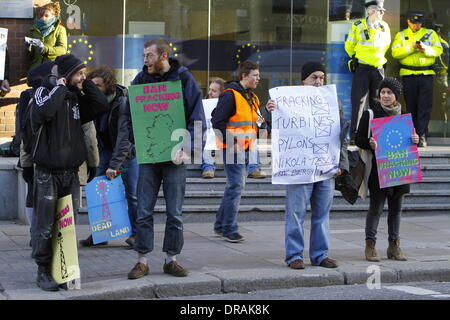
[391,27,443,76]
[345,18,391,68]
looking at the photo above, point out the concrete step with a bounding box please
[81,187,450,208]
[149,190,450,206]
[77,202,450,225]
[179,177,450,191]
[420,164,450,176]
[187,163,450,178]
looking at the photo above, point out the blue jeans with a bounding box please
[201,150,216,171]
[285,178,335,266]
[247,147,260,174]
[214,150,248,236]
[134,162,186,255]
[201,148,259,173]
[97,150,139,235]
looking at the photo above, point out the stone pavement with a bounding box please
[1,214,450,300]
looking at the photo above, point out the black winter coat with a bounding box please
[95,85,135,170]
[355,102,410,196]
[31,79,109,170]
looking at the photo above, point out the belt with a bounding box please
[357,63,382,71]
[399,64,434,71]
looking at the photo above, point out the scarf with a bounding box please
[380,102,401,116]
[35,17,57,37]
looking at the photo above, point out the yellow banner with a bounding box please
[51,195,80,285]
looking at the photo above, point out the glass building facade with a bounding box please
[61,0,449,141]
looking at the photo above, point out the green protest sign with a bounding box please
[128,80,186,164]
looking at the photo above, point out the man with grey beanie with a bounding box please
[266,62,349,270]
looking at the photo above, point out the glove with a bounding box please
[87,166,97,183]
[22,167,34,184]
[29,38,45,53]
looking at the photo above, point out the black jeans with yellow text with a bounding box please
[32,167,80,267]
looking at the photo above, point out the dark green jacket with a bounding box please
[27,20,67,71]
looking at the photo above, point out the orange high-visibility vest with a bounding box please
[216,88,260,150]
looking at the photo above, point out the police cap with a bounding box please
[407,11,425,24]
[364,1,385,11]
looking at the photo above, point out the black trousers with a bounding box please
[365,189,404,242]
[32,167,80,267]
[350,65,384,135]
[402,75,434,137]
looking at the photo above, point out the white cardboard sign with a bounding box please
[269,84,341,185]
[202,98,219,151]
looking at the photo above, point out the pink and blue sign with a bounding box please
[85,175,132,244]
[371,113,423,188]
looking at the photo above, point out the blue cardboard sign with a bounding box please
[85,175,132,244]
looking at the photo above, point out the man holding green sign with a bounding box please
[127,38,206,279]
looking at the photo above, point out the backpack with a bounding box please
[21,96,43,157]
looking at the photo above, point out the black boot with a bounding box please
[79,234,108,247]
[418,135,427,148]
[37,266,59,292]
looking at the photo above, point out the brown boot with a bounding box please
[365,240,381,262]
[387,239,407,261]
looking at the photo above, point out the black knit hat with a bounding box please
[27,61,55,89]
[378,77,402,99]
[55,54,85,79]
[301,62,326,81]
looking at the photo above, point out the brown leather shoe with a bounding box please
[202,170,215,179]
[248,170,266,179]
[163,261,189,277]
[128,262,149,279]
[288,259,305,270]
[319,257,338,268]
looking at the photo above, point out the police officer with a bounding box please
[391,11,443,147]
[345,0,391,142]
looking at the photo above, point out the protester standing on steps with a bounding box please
[202,77,265,180]
[355,77,419,262]
[127,38,206,280]
[27,1,67,71]
[31,54,109,292]
[212,60,264,243]
[201,77,225,179]
[266,62,350,270]
[79,65,139,248]
[345,0,390,142]
[391,11,443,148]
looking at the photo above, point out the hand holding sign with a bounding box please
[266,99,276,112]
[411,128,419,144]
[369,137,377,150]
